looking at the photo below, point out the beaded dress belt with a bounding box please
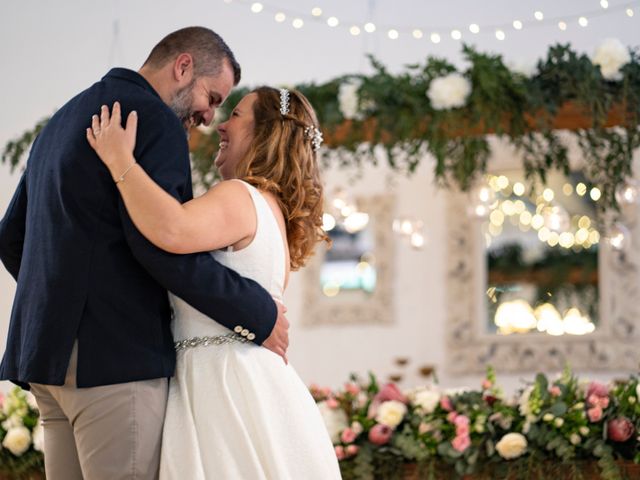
[174,333,249,351]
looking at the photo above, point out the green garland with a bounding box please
[2,43,639,211]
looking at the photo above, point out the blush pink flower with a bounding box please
[345,445,359,457]
[344,383,360,396]
[587,382,609,398]
[588,406,603,423]
[326,397,339,409]
[440,396,453,412]
[375,383,408,404]
[341,427,357,444]
[447,411,459,423]
[369,424,393,445]
[482,379,493,390]
[452,434,471,452]
[549,386,561,397]
[335,445,345,460]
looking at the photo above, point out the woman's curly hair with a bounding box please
[232,86,330,270]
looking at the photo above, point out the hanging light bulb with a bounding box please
[468,181,497,218]
[606,222,631,251]
[615,179,640,206]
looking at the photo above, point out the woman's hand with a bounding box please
[86,101,138,180]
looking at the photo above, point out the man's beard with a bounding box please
[168,80,203,132]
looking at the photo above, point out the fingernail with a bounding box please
[131,111,137,116]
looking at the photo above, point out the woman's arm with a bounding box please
[87,102,255,254]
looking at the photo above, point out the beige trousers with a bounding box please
[30,343,168,480]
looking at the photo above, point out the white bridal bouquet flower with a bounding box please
[592,38,631,81]
[426,73,472,110]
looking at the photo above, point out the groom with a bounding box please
[0,27,289,479]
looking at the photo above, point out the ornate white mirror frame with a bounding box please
[302,194,395,326]
[446,186,640,374]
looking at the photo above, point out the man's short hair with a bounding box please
[143,26,241,85]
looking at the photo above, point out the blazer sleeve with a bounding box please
[118,110,277,345]
[0,171,28,281]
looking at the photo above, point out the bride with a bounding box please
[86,87,341,479]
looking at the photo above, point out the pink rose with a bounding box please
[345,383,360,396]
[374,383,408,404]
[335,445,345,460]
[452,434,471,452]
[326,397,339,409]
[588,406,603,423]
[418,422,430,435]
[482,379,492,390]
[341,427,357,444]
[599,396,610,409]
[367,400,380,419]
[440,396,453,412]
[454,415,470,427]
[587,382,609,398]
[549,386,561,397]
[456,424,470,437]
[608,417,635,442]
[447,411,459,423]
[369,424,393,445]
[345,445,359,457]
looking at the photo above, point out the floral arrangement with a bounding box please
[312,367,640,480]
[0,387,44,478]
[3,40,639,213]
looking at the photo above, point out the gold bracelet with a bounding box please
[114,163,136,184]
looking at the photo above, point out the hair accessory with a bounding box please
[279,88,290,115]
[304,125,324,152]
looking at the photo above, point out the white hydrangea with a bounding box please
[2,426,32,456]
[316,400,348,444]
[375,400,408,428]
[338,79,364,120]
[496,432,528,460]
[592,38,631,81]
[426,73,472,110]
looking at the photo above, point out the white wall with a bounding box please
[1,0,638,395]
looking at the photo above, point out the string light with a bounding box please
[228,0,637,44]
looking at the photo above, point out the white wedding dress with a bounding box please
[159,180,341,480]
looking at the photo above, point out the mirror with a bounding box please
[483,170,599,337]
[303,194,394,325]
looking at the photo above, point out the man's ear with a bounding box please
[173,53,194,85]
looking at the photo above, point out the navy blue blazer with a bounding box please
[0,68,277,388]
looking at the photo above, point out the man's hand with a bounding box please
[262,301,289,364]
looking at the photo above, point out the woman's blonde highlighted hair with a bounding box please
[233,86,330,270]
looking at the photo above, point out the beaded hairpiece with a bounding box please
[304,125,324,152]
[279,88,290,115]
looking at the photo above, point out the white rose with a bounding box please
[316,401,348,444]
[350,421,363,436]
[554,418,564,428]
[2,426,31,456]
[569,433,581,445]
[25,392,39,411]
[375,400,408,429]
[496,432,528,460]
[579,426,590,436]
[636,383,640,400]
[518,386,534,417]
[32,424,44,452]
[411,389,440,414]
[543,413,554,422]
[338,79,363,120]
[426,73,471,110]
[592,38,631,81]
